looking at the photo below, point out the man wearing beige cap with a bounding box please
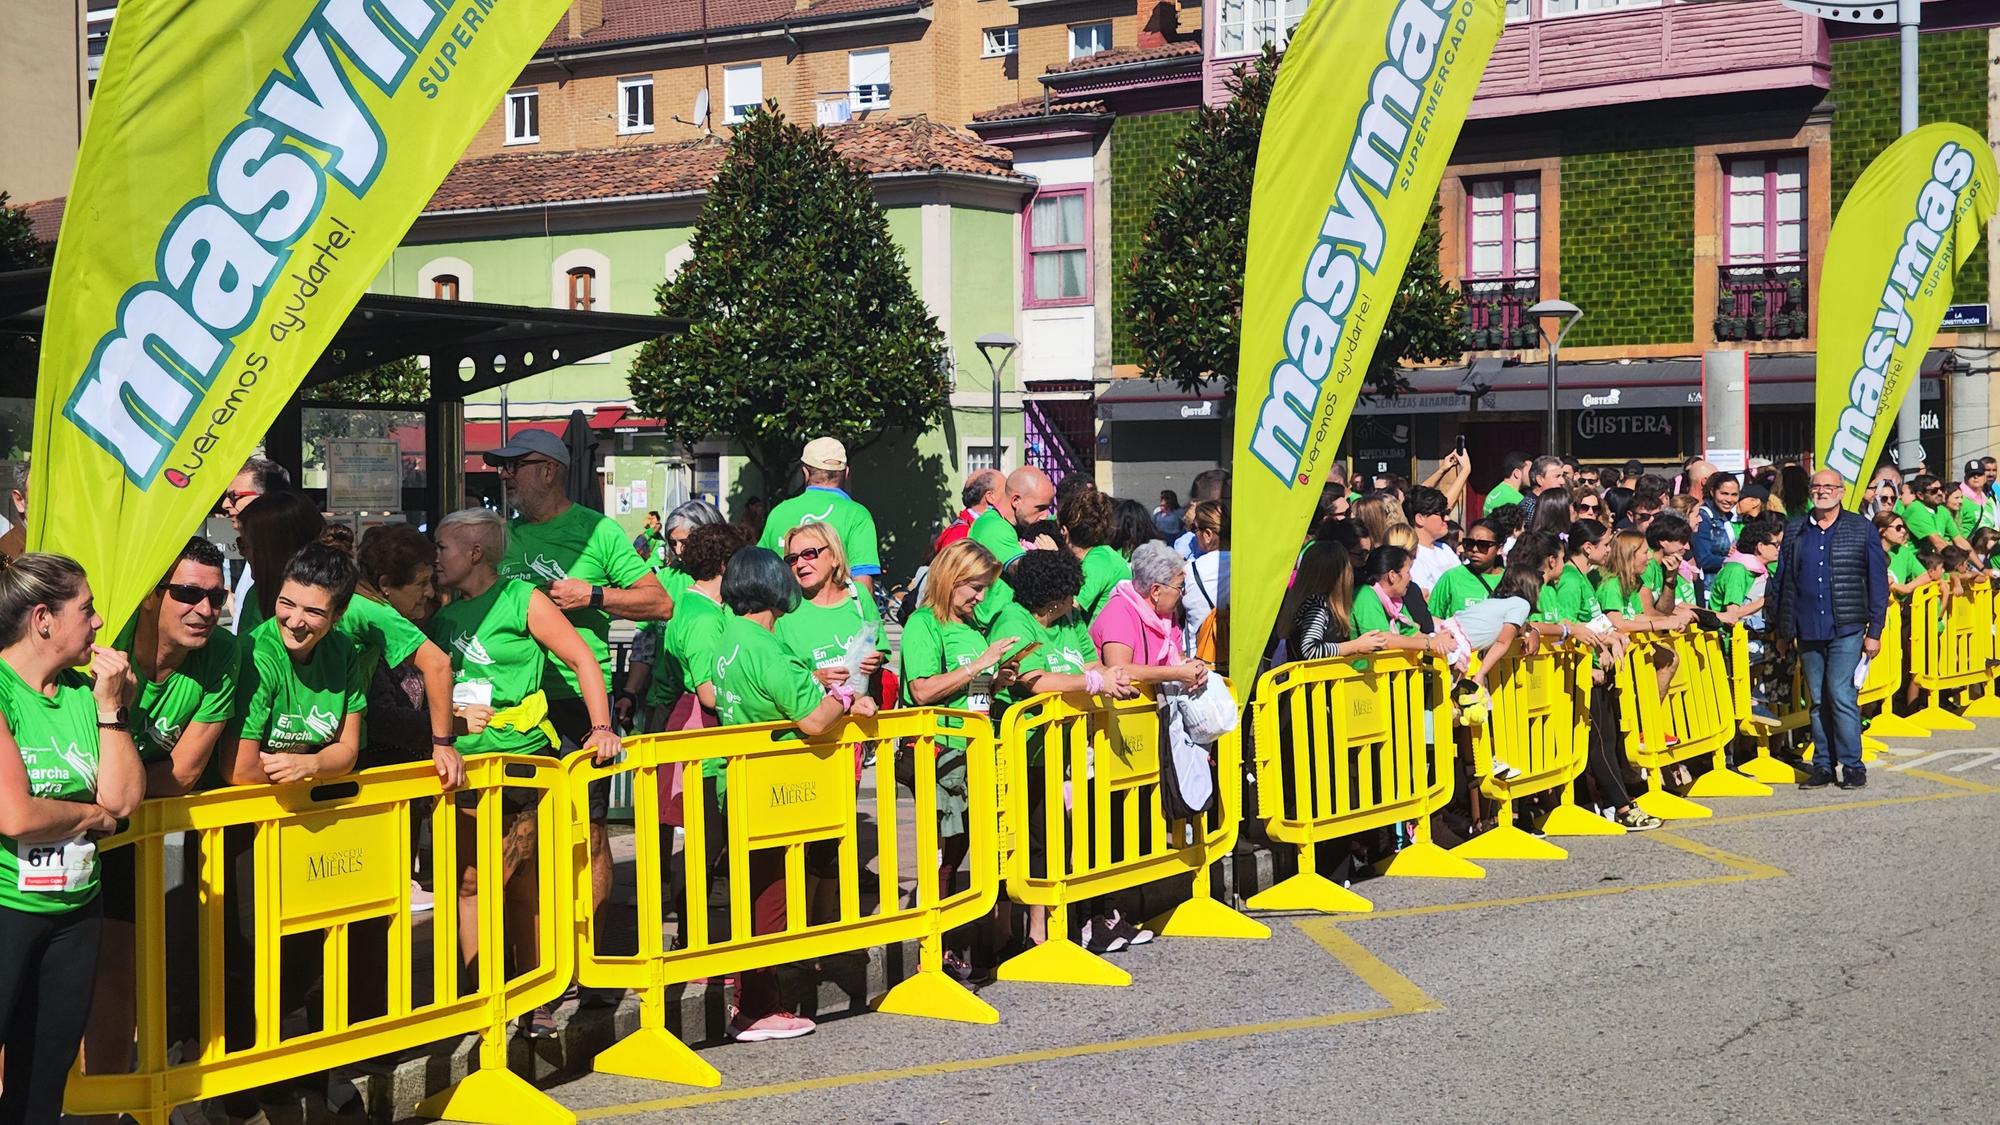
[757,436,882,594]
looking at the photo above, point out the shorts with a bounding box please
[549,696,613,823]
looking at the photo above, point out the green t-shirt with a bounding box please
[638,568,699,708]
[1483,481,1524,512]
[1550,563,1603,625]
[758,487,882,578]
[1076,546,1131,622]
[712,616,827,727]
[337,593,428,687]
[966,509,1026,626]
[0,661,103,913]
[1532,585,1562,624]
[1427,566,1500,621]
[1641,559,1696,606]
[125,625,238,766]
[1597,574,1644,617]
[1708,561,1757,611]
[665,587,730,693]
[500,503,655,698]
[237,619,369,755]
[1902,499,1945,542]
[775,588,886,670]
[989,602,1096,710]
[1890,542,1926,585]
[427,579,551,756]
[1352,585,1420,637]
[899,607,988,709]
[235,594,267,636]
[1958,491,1995,536]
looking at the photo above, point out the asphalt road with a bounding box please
[544,723,2000,1124]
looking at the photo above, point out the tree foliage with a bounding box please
[313,355,430,404]
[627,106,951,484]
[0,193,51,390]
[1121,51,1464,397]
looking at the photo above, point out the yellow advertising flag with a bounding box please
[1229,0,1506,683]
[31,0,572,638]
[1816,124,1997,507]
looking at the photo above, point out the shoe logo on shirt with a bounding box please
[799,504,836,526]
[524,554,569,584]
[453,634,497,667]
[146,717,182,753]
[275,706,340,745]
[714,645,741,682]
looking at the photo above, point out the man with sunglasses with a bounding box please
[1899,474,1965,554]
[86,537,239,1069]
[483,428,670,941]
[1426,518,1507,620]
[1406,486,1458,594]
[218,457,291,633]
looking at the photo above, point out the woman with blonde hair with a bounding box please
[1351,493,1406,552]
[776,522,888,690]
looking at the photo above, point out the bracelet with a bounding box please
[1084,668,1105,695]
[431,735,455,748]
[589,585,605,609]
[590,724,614,734]
[829,682,858,710]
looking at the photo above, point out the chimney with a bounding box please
[567,0,604,39]
[1136,1,1178,49]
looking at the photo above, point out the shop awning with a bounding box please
[1354,352,1953,415]
[1095,378,1230,422]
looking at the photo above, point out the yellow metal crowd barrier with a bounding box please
[66,756,574,1125]
[1907,580,1998,730]
[1857,599,1926,748]
[1245,652,1478,915]
[565,708,1001,1090]
[995,684,1268,987]
[1727,621,1814,784]
[1613,627,1771,819]
[1453,641,1616,860]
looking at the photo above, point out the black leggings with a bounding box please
[0,897,103,1124]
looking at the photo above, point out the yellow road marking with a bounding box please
[572,928,1436,1118]
[1898,767,2000,793]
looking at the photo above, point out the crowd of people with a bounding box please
[0,429,1984,1121]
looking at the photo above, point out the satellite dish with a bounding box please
[692,88,710,129]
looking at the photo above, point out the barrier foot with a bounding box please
[994,937,1131,987]
[1537,804,1625,837]
[1244,871,1374,915]
[1963,693,2000,719]
[876,969,1000,1024]
[1147,895,1271,939]
[589,1026,723,1088]
[417,1066,575,1124]
[1632,789,1712,820]
[1451,824,1567,861]
[1736,754,1808,785]
[1864,711,1930,739]
[1373,841,1486,880]
[1907,705,1976,732]
[1686,768,1773,798]
[1860,741,1881,763]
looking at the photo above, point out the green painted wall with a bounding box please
[948,206,1017,397]
[1557,135,1696,349]
[1830,28,1990,298]
[1109,109,1197,366]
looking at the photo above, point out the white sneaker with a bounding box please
[409,880,434,913]
[1490,760,1522,782]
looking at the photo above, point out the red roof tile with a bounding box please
[426,116,1022,212]
[1044,40,1202,76]
[543,0,920,54]
[20,197,63,246]
[971,97,1109,124]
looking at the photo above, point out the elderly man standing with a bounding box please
[1766,469,1888,790]
[759,437,882,594]
[933,468,1002,557]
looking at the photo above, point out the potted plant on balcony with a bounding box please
[1715,315,1742,341]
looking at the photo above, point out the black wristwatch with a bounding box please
[431,735,455,748]
[98,706,128,730]
[589,585,606,609]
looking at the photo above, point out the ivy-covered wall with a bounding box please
[1830,28,1989,298]
[1109,109,1197,366]
[1557,135,1697,350]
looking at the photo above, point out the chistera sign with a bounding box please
[1228,0,1505,684]
[32,0,571,640]
[1815,125,1997,507]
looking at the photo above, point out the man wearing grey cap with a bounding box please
[756,436,882,595]
[483,428,670,962]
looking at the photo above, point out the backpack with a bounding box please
[1191,560,1228,673]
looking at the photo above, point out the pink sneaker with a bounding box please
[728,1011,816,1042]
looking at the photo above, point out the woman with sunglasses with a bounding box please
[1425,519,1507,621]
[776,523,888,691]
[342,524,463,786]
[1570,488,1605,525]
[84,539,235,1079]
[1874,509,1929,598]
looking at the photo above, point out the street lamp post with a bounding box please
[1530,299,1583,456]
[1782,0,1924,469]
[975,333,1019,472]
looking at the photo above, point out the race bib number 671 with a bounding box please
[16,834,96,893]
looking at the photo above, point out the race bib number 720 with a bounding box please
[16,835,96,893]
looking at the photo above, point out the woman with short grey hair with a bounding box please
[1089,540,1208,689]
[620,499,727,729]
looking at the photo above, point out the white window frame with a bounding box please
[617,76,654,135]
[723,63,762,125]
[849,48,891,110]
[961,439,1015,476]
[982,27,1019,58]
[1069,20,1112,60]
[1216,0,1309,57]
[505,88,539,145]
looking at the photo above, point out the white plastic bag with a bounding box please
[1174,671,1239,745]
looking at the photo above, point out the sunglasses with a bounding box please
[1465,539,1500,551]
[1576,502,1601,513]
[160,583,228,609]
[782,546,825,566]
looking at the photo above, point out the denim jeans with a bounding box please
[1799,632,1865,776]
